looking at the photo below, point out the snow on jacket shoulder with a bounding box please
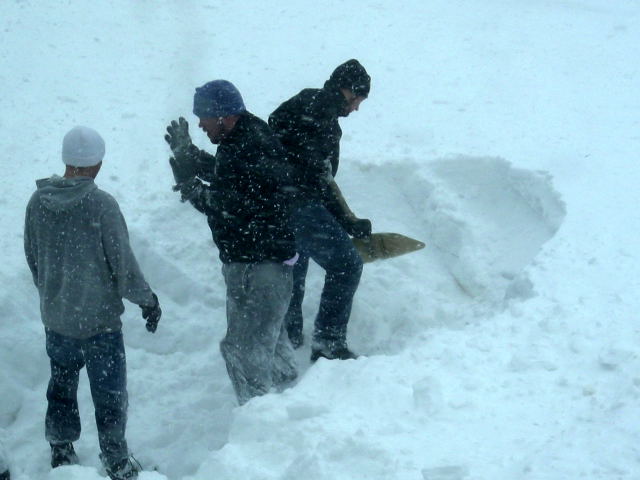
[24,175,155,339]
[268,84,345,199]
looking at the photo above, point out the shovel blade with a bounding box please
[352,232,426,263]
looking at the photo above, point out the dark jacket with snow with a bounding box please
[268,78,363,231]
[177,111,296,264]
[24,176,156,339]
[268,79,346,201]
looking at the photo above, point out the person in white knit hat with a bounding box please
[24,126,161,480]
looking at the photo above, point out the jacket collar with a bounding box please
[220,111,251,146]
[322,79,348,113]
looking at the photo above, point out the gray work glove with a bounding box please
[165,117,198,183]
[140,293,161,333]
[165,117,193,157]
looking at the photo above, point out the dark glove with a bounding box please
[345,218,372,239]
[140,293,161,333]
[165,118,198,183]
[165,117,193,157]
[169,156,195,185]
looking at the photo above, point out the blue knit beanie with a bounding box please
[193,80,246,118]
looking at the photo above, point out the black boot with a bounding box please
[311,346,358,362]
[50,442,79,468]
[102,454,141,480]
[0,469,10,480]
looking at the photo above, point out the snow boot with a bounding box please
[0,469,9,480]
[50,442,79,468]
[311,346,358,362]
[101,454,141,480]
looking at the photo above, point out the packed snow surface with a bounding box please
[1,1,639,479]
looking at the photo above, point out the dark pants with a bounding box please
[45,329,129,466]
[286,202,363,349]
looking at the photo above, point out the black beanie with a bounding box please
[329,59,371,97]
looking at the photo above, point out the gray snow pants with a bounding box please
[220,261,297,405]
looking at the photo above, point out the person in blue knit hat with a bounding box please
[165,80,299,405]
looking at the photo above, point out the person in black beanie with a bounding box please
[269,59,372,361]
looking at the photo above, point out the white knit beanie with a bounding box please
[62,126,105,167]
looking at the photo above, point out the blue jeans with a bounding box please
[45,329,129,466]
[286,202,363,349]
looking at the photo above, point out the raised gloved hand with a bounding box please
[165,117,198,183]
[140,293,161,333]
[165,117,193,157]
[345,218,372,239]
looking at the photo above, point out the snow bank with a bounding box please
[424,156,565,303]
[339,156,565,355]
[45,465,167,480]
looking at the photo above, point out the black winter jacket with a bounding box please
[178,112,296,264]
[268,80,347,204]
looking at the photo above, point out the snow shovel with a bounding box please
[352,232,425,263]
[326,180,425,262]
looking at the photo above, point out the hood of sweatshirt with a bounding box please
[35,175,97,212]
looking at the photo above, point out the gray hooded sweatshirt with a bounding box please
[24,175,155,339]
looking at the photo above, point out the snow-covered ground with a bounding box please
[1,1,639,479]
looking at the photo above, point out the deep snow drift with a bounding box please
[1,1,639,479]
